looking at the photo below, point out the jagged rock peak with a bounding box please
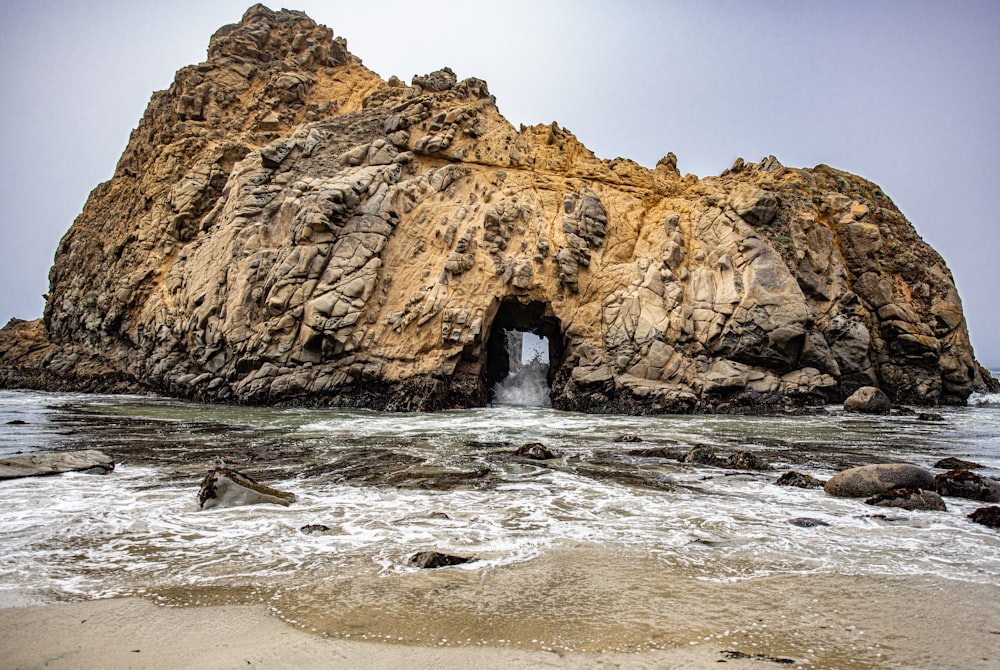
[0,5,994,413]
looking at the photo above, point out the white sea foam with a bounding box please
[0,391,999,607]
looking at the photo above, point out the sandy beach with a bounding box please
[0,596,785,670]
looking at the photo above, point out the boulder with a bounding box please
[935,470,1000,502]
[843,386,891,414]
[775,470,826,488]
[916,412,944,422]
[864,488,947,511]
[408,551,472,569]
[0,449,114,480]
[968,506,1000,529]
[198,466,296,509]
[824,463,936,498]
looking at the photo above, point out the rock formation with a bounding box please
[0,5,994,412]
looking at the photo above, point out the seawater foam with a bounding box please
[1,391,1000,607]
[970,391,1000,407]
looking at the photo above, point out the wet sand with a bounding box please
[1,597,780,670]
[3,547,997,670]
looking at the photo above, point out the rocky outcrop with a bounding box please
[0,5,992,412]
[0,450,114,479]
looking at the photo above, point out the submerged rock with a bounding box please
[916,412,944,422]
[935,470,1000,502]
[776,471,826,488]
[787,517,830,528]
[968,506,1000,529]
[864,488,947,511]
[682,446,769,470]
[304,449,494,490]
[198,466,296,509]
[0,449,114,480]
[824,464,936,498]
[613,433,642,443]
[408,551,472,569]
[843,386,891,414]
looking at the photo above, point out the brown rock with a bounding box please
[776,471,826,488]
[0,8,987,414]
[968,506,1000,529]
[843,386,891,414]
[408,551,472,569]
[933,457,982,470]
[824,464,936,498]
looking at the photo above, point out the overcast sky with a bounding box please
[1,1,997,366]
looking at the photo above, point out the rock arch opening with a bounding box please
[485,301,564,407]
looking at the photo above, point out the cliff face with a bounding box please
[0,5,991,411]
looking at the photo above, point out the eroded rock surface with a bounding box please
[198,465,296,509]
[0,450,114,479]
[0,5,993,412]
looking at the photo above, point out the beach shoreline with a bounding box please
[0,596,782,670]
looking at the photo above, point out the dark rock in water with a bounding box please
[968,506,1000,529]
[843,386,891,414]
[935,470,1000,502]
[683,445,718,465]
[306,449,494,490]
[613,433,642,443]
[516,442,556,460]
[865,488,947,511]
[6,419,26,425]
[891,406,916,416]
[865,513,909,522]
[933,457,983,470]
[625,447,681,459]
[408,551,472,569]
[916,412,944,422]
[776,471,826,488]
[682,446,769,470]
[824,463,936,498]
[726,451,770,470]
[198,466,296,509]
[0,449,114,480]
[300,524,330,534]
[788,517,830,528]
[721,650,795,664]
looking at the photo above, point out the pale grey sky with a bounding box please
[1,1,997,366]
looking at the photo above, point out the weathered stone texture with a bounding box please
[0,5,993,412]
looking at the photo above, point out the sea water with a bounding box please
[1,383,999,663]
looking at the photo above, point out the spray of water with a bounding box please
[492,331,551,407]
